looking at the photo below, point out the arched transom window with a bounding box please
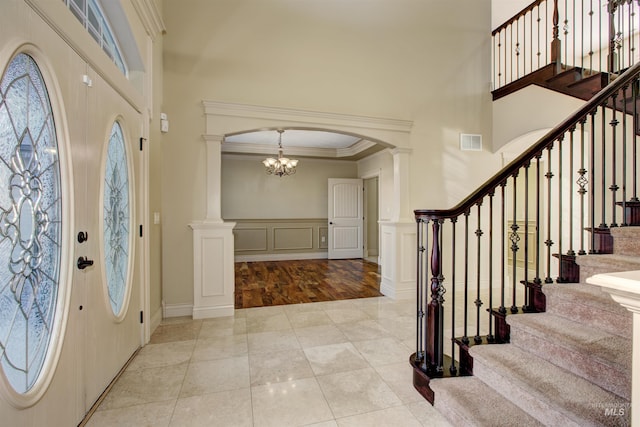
[62,0,128,75]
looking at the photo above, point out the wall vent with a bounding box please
[460,134,482,151]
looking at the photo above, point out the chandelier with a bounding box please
[262,129,298,177]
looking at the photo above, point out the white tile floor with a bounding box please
[86,297,453,427]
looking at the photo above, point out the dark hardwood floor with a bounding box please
[234,259,382,309]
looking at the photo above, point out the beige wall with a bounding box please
[364,177,379,257]
[492,85,584,152]
[149,0,164,324]
[221,154,357,219]
[162,0,494,306]
[491,0,533,28]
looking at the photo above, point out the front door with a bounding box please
[81,67,143,409]
[328,178,364,259]
[0,14,143,423]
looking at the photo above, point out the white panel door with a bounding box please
[82,68,143,409]
[328,178,364,259]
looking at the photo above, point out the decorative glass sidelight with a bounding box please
[0,53,62,393]
[103,122,130,315]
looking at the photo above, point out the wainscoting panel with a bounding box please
[235,227,268,251]
[231,219,329,261]
[273,227,313,250]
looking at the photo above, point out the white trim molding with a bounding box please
[189,221,236,319]
[163,303,194,318]
[131,0,166,41]
[379,221,416,300]
[235,252,329,263]
[202,100,413,149]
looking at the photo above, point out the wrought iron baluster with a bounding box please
[545,144,555,283]
[523,161,531,311]
[578,117,588,255]
[462,211,470,345]
[557,135,565,282]
[500,182,507,315]
[535,152,543,284]
[610,91,620,227]
[634,77,639,202]
[449,218,457,375]
[631,1,637,68]
[511,25,514,83]
[475,203,483,344]
[581,0,585,71]
[516,19,521,79]
[530,9,533,74]
[622,84,629,226]
[589,0,594,72]
[590,109,597,253]
[487,191,495,343]
[538,4,542,69]
[600,103,609,228]
[511,174,520,313]
[600,0,604,73]
[568,126,576,256]
[564,0,569,66]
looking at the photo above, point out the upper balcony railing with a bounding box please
[492,0,640,91]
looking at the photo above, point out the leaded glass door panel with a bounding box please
[0,37,85,426]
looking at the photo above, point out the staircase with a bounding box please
[492,64,610,103]
[410,1,640,425]
[430,227,635,426]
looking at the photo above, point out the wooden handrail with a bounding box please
[492,0,546,35]
[415,60,640,221]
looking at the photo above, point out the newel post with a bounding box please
[426,219,444,375]
[550,0,562,72]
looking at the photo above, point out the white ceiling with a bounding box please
[225,129,360,149]
[222,129,386,160]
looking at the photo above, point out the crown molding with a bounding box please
[336,139,377,157]
[220,142,337,158]
[131,0,166,41]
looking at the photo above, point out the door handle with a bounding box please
[77,256,94,270]
[329,222,333,225]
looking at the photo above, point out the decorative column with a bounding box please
[189,134,236,319]
[379,147,415,299]
[586,271,639,424]
[391,147,413,222]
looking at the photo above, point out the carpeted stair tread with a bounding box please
[507,312,631,399]
[430,376,544,427]
[611,226,640,256]
[470,344,630,426]
[576,253,640,274]
[544,282,631,338]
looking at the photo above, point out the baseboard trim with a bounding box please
[235,252,328,262]
[380,279,414,300]
[192,305,235,319]
[163,303,193,318]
